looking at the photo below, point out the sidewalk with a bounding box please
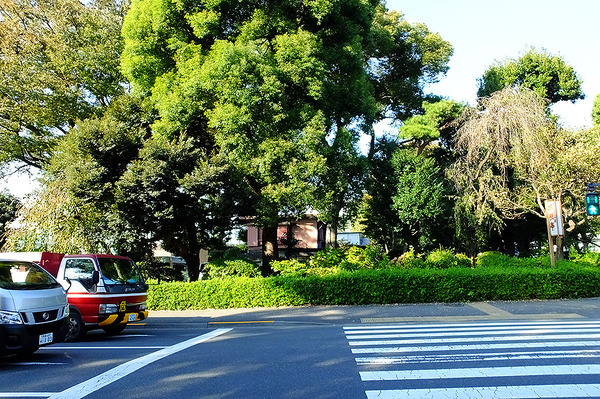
[148,297,600,325]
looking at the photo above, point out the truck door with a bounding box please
[64,258,97,292]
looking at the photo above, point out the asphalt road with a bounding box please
[3,298,600,399]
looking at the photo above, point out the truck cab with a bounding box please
[0,259,69,356]
[58,254,148,341]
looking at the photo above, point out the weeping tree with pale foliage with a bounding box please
[449,86,600,258]
[2,183,111,253]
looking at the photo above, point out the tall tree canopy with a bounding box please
[122,0,380,272]
[121,0,452,270]
[4,95,151,254]
[449,87,600,256]
[477,49,584,104]
[0,0,128,170]
[367,5,453,122]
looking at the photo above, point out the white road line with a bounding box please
[344,323,600,334]
[0,394,56,398]
[348,333,600,346]
[346,327,600,339]
[365,384,600,399]
[344,320,600,330]
[39,346,167,350]
[355,350,600,364]
[360,364,600,381]
[47,328,232,399]
[352,340,600,354]
[0,362,69,366]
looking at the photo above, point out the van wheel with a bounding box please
[103,324,127,335]
[65,309,86,342]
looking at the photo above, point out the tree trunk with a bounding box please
[183,252,201,281]
[183,223,201,281]
[261,224,278,276]
[329,222,338,248]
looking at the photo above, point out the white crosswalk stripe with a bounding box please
[345,320,600,398]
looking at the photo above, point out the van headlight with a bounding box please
[139,301,147,311]
[99,304,119,314]
[0,310,23,325]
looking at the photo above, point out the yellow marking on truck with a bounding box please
[98,314,119,326]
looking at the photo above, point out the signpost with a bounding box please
[545,199,563,267]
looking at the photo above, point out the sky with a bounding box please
[381,0,600,132]
[2,0,599,198]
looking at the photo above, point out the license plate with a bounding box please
[39,332,53,345]
[128,313,137,322]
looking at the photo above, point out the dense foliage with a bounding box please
[0,190,19,249]
[0,0,128,169]
[477,49,584,103]
[120,0,453,272]
[2,0,600,292]
[147,249,600,310]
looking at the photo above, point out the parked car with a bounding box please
[0,259,69,355]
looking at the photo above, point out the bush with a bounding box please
[342,245,390,271]
[570,250,600,266]
[456,253,473,268]
[147,259,600,310]
[307,248,346,269]
[425,248,468,269]
[391,248,425,269]
[204,258,261,279]
[272,245,391,276]
[475,251,551,268]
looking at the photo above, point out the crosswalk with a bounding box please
[345,320,600,398]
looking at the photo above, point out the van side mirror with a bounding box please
[63,277,72,291]
[91,271,100,285]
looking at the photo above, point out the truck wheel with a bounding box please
[65,309,86,342]
[102,324,127,335]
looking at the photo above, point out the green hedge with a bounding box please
[147,261,600,310]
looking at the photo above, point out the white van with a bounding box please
[0,259,69,355]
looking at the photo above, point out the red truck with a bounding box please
[1,252,148,341]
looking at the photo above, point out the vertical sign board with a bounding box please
[545,199,564,237]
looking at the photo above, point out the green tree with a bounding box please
[593,93,600,126]
[366,99,462,253]
[3,95,151,253]
[477,49,584,103]
[115,135,239,280]
[313,127,368,247]
[0,190,19,249]
[2,182,111,253]
[398,99,464,154]
[121,0,454,273]
[449,87,600,258]
[365,4,453,153]
[356,136,402,253]
[0,0,128,169]
[358,136,457,255]
[121,0,381,274]
[392,148,445,252]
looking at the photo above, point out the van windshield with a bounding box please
[98,258,144,285]
[0,260,60,290]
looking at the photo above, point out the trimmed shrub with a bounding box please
[147,260,600,310]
